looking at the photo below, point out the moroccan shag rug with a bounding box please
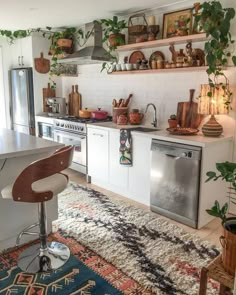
[52,183,221,295]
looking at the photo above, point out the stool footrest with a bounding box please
[16,222,39,246]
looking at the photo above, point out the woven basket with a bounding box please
[128,13,148,44]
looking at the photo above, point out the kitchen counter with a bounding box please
[0,128,62,159]
[0,129,63,251]
[87,122,233,147]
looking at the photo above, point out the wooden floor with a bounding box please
[65,168,222,247]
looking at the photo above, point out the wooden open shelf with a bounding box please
[117,33,207,51]
[109,66,208,75]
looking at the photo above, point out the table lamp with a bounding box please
[198,84,229,137]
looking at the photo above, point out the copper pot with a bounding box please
[79,108,95,118]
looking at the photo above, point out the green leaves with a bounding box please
[206,201,228,223]
[194,0,235,108]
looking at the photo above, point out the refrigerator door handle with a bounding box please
[21,56,24,66]
[18,56,21,66]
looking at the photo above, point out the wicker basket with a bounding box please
[128,13,148,44]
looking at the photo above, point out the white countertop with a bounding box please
[0,128,63,159]
[87,122,233,147]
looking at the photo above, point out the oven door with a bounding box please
[54,129,86,168]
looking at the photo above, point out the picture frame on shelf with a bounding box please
[162,8,192,39]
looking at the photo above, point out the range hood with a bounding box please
[58,21,112,65]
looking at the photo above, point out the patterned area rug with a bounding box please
[0,232,146,294]
[53,183,221,295]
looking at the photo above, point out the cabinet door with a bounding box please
[10,37,32,68]
[20,37,33,67]
[87,128,109,182]
[109,130,128,189]
[10,39,22,68]
[128,135,152,206]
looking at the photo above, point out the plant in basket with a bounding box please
[99,16,127,73]
[206,162,236,275]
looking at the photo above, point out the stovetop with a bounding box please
[54,116,112,134]
[56,116,112,124]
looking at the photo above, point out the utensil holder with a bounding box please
[112,107,128,123]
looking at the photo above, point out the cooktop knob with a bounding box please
[61,123,64,127]
[181,152,188,157]
[80,127,84,131]
[56,122,59,126]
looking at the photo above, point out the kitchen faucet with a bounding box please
[145,103,157,128]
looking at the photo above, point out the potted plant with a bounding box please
[99,16,127,47]
[194,1,236,109]
[168,114,178,128]
[206,161,236,275]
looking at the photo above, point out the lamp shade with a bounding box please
[198,84,229,115]
[198,84,229,137]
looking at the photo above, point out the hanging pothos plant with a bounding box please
[194,0,236,109]
[0,26,91,88]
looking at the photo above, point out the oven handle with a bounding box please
[54,129,86,140]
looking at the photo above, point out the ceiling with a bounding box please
[1,0,191,30]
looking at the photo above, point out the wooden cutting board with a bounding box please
[34,52,50,74]
[69,85,81,116]
[177,89,203,128]
[42,83,56,113]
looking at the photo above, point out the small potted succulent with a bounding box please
[206,162,236,275]
[168,114,178,128]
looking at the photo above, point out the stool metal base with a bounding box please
[18,242,70,273]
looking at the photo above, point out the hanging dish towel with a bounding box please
[120,129,132,166]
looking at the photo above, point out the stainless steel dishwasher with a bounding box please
[150,139,202,228]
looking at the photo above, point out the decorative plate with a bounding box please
[166,127,199,135]
[129,51,145,64]
[149,51,165,68]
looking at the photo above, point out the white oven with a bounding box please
[54,129,87,174]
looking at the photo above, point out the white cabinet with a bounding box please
[109,130,128,189]
[10,37,33,68]
[128,135,151,205]
[87,126,151,205]
[87,127,109,182]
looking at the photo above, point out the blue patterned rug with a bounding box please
[0,231,147,294]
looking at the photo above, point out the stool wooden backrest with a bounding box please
[12,145,74,203]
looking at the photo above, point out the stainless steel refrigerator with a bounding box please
[9,67,35,135]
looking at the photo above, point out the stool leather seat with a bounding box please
[2,173,68,200]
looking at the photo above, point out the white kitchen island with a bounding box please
[0,128,63,251]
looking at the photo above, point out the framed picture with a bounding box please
[162,8,192,39]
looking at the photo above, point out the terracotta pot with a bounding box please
[220,218,236,275]
[57,38,73,48]
[129,109,144,125]
[168,119,178,128]
[109,33,125,47]
[91,108,108,120]
[79,108,95,118]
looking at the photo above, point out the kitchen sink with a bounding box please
[130,127,161,132]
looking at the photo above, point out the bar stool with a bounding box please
[1,145,74,273]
